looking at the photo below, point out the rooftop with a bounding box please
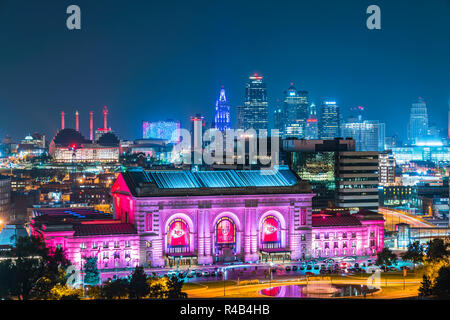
[118,166,311,197]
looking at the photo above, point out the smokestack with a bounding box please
[61,111,65,130]
[75,110,79,131]
[90,111,93,141]
[103,106,108,129]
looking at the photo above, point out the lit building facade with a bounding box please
[283,85,308,139]
[320,101,340,140]
[32,168,384,277]
[241,74,268,131]
[0,175,11,224]
[305,103,319,140]
[49,129,120,163]
[379,151,396,186]
[142,120,181,142]
[341,120,385,152]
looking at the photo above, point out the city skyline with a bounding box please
[0,1,449,141]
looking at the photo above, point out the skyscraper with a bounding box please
[214,86,231,132]
[320,101,340,140]
[283,84,308,138]
[242,73,268,131]
[408,97,429,145]
[305,102,319,139]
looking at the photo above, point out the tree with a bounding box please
[100,278,129,299]
[418,275,433,297]
[128,266,149,299]
[426,239,449,262]
[376,247,397,271]
[166,274,187,299]
[432,266,450,298]
[0,236,72,300]
[402,241,424,264]
[83,257,100,286]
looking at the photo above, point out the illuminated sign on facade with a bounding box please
[168,218,189,247]
[215,217,236,245]
[261,216,280,243]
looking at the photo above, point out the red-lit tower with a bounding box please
[75,111,79,131]
[90,111,94,141]
[61,111,65,130]
[103,106,108,129]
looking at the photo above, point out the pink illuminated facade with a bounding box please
[32,168,384,276]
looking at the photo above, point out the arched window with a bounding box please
[215,216,236,246]
[167,218,190,253]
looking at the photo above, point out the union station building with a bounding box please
[31,167,384,275]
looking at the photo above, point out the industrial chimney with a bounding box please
[90,111,93,141]
[103,106,108,130]
[75,111,79,131]
[61,111,65,130]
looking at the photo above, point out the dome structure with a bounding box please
[52,128,88,147]
[97,132,120,147]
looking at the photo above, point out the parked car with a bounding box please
[300,266,305,271]
[217,271,223,277]
[306,265,312,271]
[292,266,298,271]
[285,266,291,271]
[313,265,319,270]
[210,271,216,277]
[196,272,202,277]
[187,273,193,278]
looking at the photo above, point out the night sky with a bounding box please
[0,0,449,141]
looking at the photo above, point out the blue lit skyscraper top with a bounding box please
[214,86,231,132]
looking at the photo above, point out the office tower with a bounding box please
[283,84,308,138]
[408,97,429,145]
[320,101,340,139]
[342,119,385,151]
[379,150,396,186]
[242,73,268,131]
[142,120,181,142]
[286,138,356,209]
[335,151,380,211]
[287,140,379,211]
[214,86,231,132]
[305,103,319,139]
[273,99,284,136]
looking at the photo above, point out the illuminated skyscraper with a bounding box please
[214,86,231,132]
[305,103,319,139]
[283,84,308,138]
[320,101,340,139]
[242,73,268,131]
[408,97,429,145]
